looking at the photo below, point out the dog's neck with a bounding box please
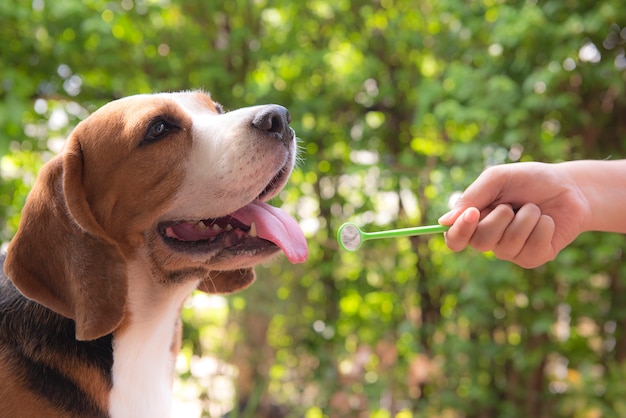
[108,257,199,418]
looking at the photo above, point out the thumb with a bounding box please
[438,205,464,225]
[439,166,507,225]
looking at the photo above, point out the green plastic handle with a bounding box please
[337,222,450,252]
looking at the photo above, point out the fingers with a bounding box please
[506,215,556,269]
[443,207,480,252]
[443,203,557,268]
[443,205,514,253]
[470,204,516,252]
[492,204,542,259]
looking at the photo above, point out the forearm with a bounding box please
[559,160,626,233]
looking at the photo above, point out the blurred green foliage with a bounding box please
[2,0,626,417]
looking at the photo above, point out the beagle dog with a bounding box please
[0,91,308,418]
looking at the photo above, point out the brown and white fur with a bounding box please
[0,91,307,417]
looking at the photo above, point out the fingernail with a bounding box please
[463,207,480,223]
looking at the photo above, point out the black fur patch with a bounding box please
[16,354,109,418]
[0,254,113,417]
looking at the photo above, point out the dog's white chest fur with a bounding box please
[109,260,199,418]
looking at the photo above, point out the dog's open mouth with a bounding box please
[158,200,308,264]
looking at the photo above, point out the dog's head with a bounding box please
[4,91,308,340]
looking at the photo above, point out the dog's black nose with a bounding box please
[252,105,292,140]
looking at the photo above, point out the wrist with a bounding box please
[560,160,626,233]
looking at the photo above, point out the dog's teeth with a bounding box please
[212,224,221,231]
[249,222,257,238]
[225,224,233,231]
[196,221,208,231]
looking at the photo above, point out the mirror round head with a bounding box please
[338,223,362,251]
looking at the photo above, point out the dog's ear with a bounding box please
[4,140,127,341]
[197,268,256,294]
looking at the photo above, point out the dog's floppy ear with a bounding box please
[4,140,127,341]
[197,268,256,294]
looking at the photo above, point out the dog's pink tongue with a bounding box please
[232,201,308,264]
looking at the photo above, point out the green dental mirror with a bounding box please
[337,222,450,252]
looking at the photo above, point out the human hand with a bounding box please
[438,162,591,268]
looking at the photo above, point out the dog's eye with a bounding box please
[150,121,168,137]
[141,118,176,146]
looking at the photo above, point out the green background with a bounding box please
[2,0,626,416]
